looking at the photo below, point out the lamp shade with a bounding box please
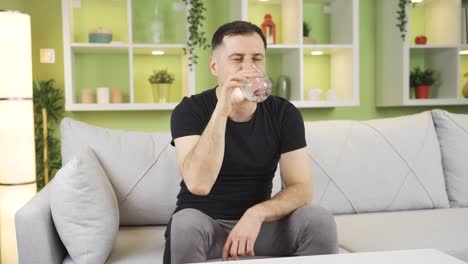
[0,11,35,185]
[0,11,32,98]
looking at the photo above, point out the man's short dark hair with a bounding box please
[211,20,267,51]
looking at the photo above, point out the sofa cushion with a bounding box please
[335,208,468,262]
[62,226,165,264]
[60,118,283,226]
[60,118,180,225]
[305,111,449,214]
[50,146,119,264]
[432,109,468,207]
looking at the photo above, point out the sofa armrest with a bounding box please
[15,183,66,264]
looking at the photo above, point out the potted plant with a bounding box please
[303,21,315,44]
[410,67,437,99]
[462,68,468,98]
[148,69,175,103]
[33,79,64,190]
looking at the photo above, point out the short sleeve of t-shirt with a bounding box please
[170,97,206,146]
[279,102,306,154]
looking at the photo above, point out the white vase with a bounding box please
[96,87,110,104]
[308,88,323,101]
[152,83,171,103]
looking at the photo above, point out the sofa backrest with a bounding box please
[432,109,468,208]
[60,118,282,226]
[305,111,450,214]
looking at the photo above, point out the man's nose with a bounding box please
[240,61,253,71]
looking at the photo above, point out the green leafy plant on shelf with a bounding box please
[33,79,64,191]
[148,68,175,84]
[410,67,436,87]
[303,21,311,37]
[182,0,210,71]
[410,66,438,99]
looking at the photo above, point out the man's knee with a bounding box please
[293,205,336,228]
[290,205,338,254]
[171,208,215,241]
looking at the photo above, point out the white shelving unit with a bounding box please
[376,0,468,106]
[62,0,359,111]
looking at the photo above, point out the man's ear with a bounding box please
[210,55,217,76]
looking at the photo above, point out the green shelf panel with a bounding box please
[409,49,426,70]
[73,53,130,103]
[132,0,186,44]
[265,53,284,96]
[133,54,184,103]
[303,1,330,44]
[72,0,128,43]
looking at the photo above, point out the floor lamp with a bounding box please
[0,10,37,264]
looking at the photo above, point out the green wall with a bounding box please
[2,0,468,133]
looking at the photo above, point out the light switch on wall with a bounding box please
[40,49,55,64]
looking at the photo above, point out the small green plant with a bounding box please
[303,21,311,37]
[410,67,437,87]
[148,69,175,84]
[182,0,210,71]
[33,79,64,191]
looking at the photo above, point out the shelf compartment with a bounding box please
[303,47,354,102]
[409,0,459,46]
[72,49,130,104]
[131,0,187,45]
[409,47,458,99]
[71,0,129,43]
[132,47,189,104]
[302,0,353,45]
[266,47,301,101]
[247,0,300,45]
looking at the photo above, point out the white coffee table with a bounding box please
[202,249,467,264]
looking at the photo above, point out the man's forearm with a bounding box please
[247,183,313,222]
[182,106,228,195]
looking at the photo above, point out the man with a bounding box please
[164,20,338,264]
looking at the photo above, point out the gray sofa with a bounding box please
[16,109,468,263]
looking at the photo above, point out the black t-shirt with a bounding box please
[170,87,306,220]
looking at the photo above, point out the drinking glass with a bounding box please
[241,65,272,103]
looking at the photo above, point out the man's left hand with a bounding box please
[222,209,264,261]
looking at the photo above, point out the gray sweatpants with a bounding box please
[170,205,338,264]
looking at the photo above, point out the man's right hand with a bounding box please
[216,70,260,117]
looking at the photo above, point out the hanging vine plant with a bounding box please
[396,0,411,41]
[183,0,210,71]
